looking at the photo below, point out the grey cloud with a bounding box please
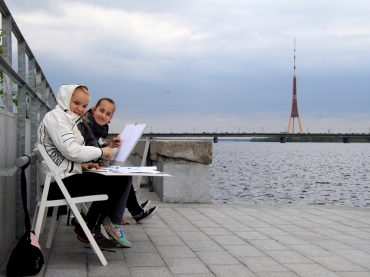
[4,0,370,132]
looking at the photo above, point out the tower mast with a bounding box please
[287,38,304,133]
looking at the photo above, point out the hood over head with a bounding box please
[56,84,89,112]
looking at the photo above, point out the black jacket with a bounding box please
[78,110,109,148]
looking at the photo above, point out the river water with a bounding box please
[210,141,370,207]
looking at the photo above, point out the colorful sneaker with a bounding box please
[140,200,150,210]
[103,217,132,248]
[133,206,158,224]
[74,224,119,248]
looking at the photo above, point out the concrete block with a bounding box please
[153,160,211,203]
[132,139,213,203]
[148,140,212,164]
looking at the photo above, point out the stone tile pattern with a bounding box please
[2,191,370,277]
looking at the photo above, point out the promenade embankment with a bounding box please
[2,189,369,277]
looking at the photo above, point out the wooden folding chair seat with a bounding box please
[33,143,109,266]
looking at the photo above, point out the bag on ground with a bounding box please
[6,231,44,277]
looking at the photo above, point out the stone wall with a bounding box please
[0,110,32,264]
[131,140,213,203]
[0,110,18,264]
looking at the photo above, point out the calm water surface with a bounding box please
[210,142,370,207]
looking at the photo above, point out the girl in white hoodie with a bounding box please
[38,84,131,248]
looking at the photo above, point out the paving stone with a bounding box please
[289,244,332,257]
[125,252,165,267]
[46,253,87,268]
[210,235,246,246]
[248,239,289,251]
[209,264,257,277]
[123,241,157,253]
[150,235,185,246]
[255,272,301,277]
[87,248,124,261]
[337,272,370,277]
[197,251,240,265]
[286,263,342,277]
[171,224,200,232]
[176,231,210,241]
[223,224,253,232]
[265,250,314,264]
[173,273,215,277]
[124,230,151,242]
[130,266,173,277]
[186,239,224,252]
[192,220,222,228]
[164,257,210,274]
[200,227,233,236]
[157,245,196,258]
[311,255,368,272]
[334,249,370,269]
[44,267,87,277]
[239,256,289,273]
[88,259,130,277]
[235,231,269,240]
[254,227,289,236]
[222,244,265,257]
[144,227,176,236]
[271,235,308,245]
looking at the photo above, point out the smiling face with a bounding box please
[69,87,90,116]
[92,99,115,126]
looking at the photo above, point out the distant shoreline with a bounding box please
[250,136,370,143]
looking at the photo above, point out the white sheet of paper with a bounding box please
[87,166,171,176]
[114,123,146,162]
[108,166,160,173]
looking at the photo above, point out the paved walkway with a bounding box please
[2,190,370,277]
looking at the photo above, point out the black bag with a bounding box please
[7,158,44,277]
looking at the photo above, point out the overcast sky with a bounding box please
[4,0,370,133]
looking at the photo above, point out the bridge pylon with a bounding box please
[287,38,304,133]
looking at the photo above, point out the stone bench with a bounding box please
[130,139,213,203]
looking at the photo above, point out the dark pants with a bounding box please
[112,179,143,221]
[48,172,131,229]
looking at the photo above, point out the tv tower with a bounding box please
[287,39,304,133]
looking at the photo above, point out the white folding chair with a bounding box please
[33,143,109,266]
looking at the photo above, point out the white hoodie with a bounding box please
[38,84,102,179]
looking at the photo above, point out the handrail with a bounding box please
[0,55,52,109]
[0,0,56,109]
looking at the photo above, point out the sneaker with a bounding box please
[133,206,158,224]
[74,224,119,248]
[103,217,132,248]
[140,200,150,210]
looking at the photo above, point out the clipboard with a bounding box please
[113,123,146,163]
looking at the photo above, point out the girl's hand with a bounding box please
[82,163,100,171]
[101,147,113,159]
[108,135,121,148]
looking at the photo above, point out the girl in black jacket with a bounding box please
[78,98,158,227]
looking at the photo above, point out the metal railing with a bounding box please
[0,0,57,259]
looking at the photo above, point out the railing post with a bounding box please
[28,58,39,214]
[35,71,46,119]
[15,40,28,233]
[42,78,48,114]
[1,14,13,112]
[46,86,51,108]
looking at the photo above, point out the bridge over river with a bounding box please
[141,132,370,143]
